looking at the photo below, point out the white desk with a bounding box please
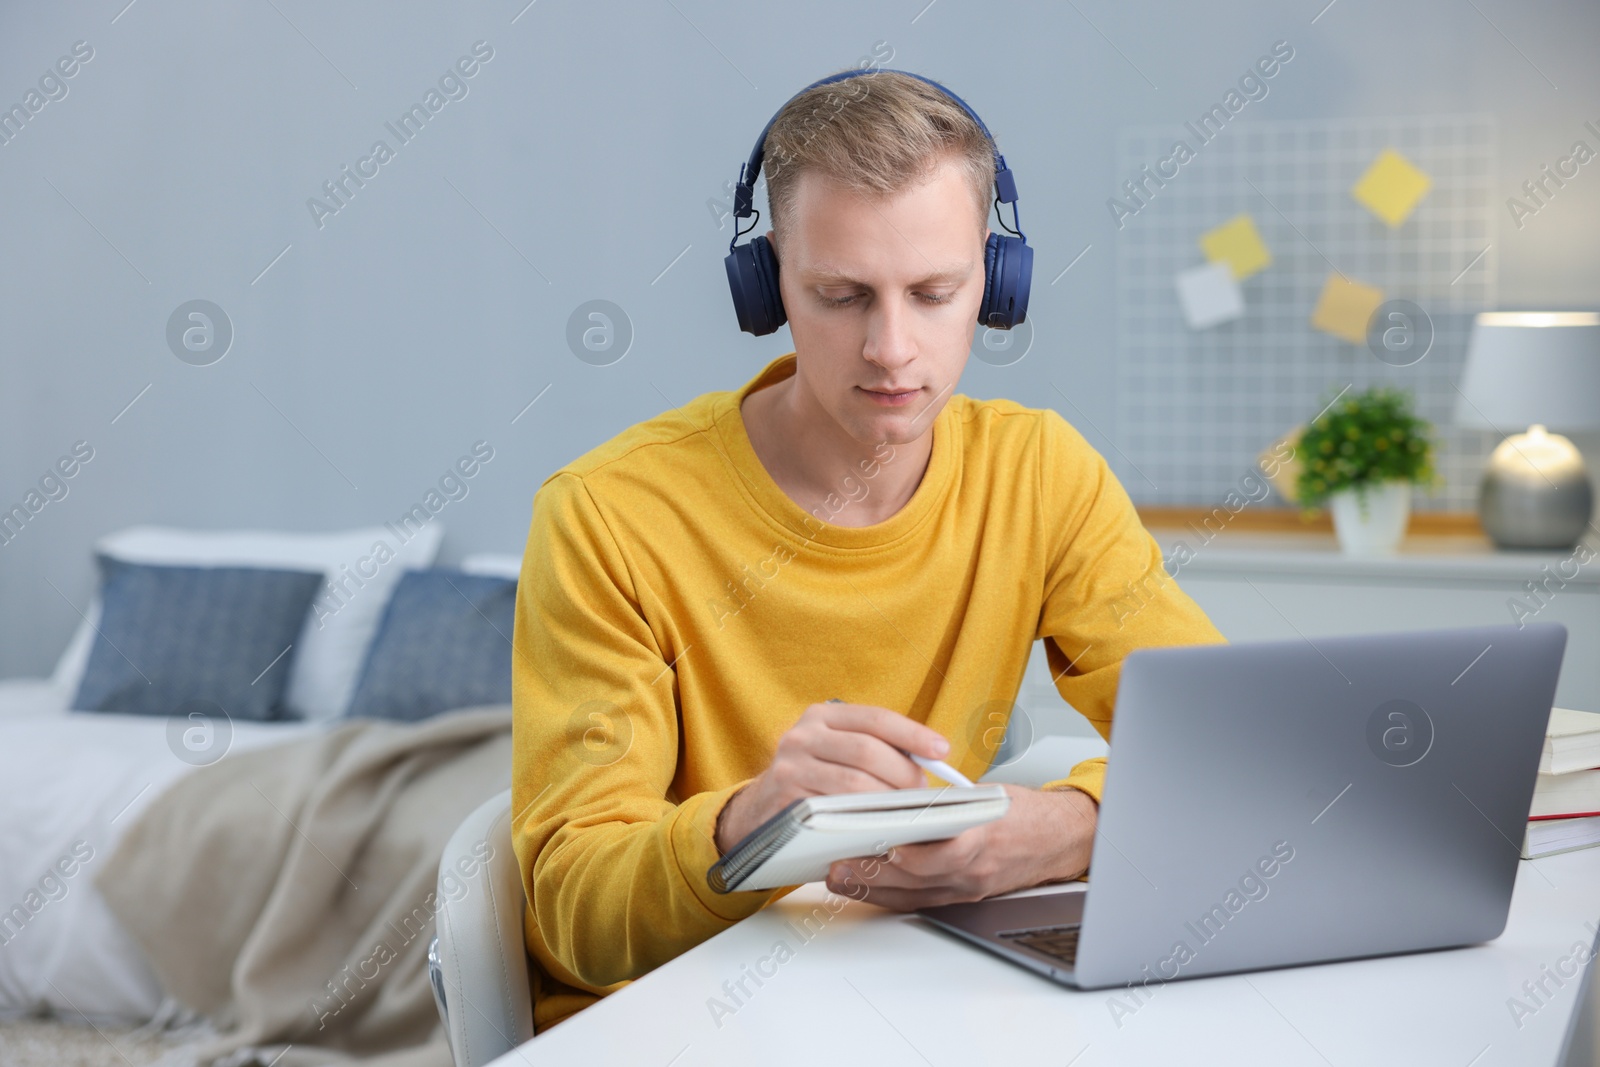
[493,836,1600,1066]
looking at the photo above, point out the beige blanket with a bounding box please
[95,705,515,1067]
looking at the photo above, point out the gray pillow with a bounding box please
[72,554,323,720]
[345,569,515,722]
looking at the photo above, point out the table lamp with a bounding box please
[1453,311,1600,549]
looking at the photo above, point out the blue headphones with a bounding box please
[724,69,1033,337]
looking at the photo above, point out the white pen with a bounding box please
[908,751,976,788]
[825,698,975,788]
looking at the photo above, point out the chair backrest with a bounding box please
[431,788,536,1066]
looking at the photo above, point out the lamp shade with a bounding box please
[1454,312,1600,430]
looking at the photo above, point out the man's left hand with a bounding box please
[824,783,1097,910]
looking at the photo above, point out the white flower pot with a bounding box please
[1329,481,1412,555]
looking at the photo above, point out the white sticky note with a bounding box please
[1175,261,1244,330]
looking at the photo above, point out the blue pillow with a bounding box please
[345,569,515,722]
[72,555,323,720]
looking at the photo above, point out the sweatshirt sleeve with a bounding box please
[1033,410,1226,805]
[510,472,783,992]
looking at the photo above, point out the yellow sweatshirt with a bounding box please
[511,352,1223,1031]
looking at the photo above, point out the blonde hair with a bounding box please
[761,70,995,239]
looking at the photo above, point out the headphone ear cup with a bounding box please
[751,234,786,335]
[724,234,787,336]
[978,232,1033,330]
[979,233,1000,325]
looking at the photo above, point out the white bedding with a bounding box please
[0,678,325,1023]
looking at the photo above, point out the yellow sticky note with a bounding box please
[1200,214,1272,280]
[1258,426,1304,504]
[1310,273,1385,344]
[1351,148,1432,228]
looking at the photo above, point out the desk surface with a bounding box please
[495,847,1600,1066]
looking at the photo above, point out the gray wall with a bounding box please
[2,0,1597,677]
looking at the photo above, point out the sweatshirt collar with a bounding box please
[716,352,955,552]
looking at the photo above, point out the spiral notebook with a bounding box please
[707,785,1011,893]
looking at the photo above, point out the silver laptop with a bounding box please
[917,623,1568,990]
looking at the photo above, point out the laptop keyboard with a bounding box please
[998,924,1081,966]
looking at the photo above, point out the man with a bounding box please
[510,70,1223,1031]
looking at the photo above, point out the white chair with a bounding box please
[428,789,536,1066]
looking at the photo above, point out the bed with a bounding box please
[0,523,526,1067]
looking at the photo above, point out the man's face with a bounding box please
[772,156,988,448]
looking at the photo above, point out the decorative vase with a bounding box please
[1329,481,1412,555]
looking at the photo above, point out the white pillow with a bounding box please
[458,552,523,580]
[51,524,444,720]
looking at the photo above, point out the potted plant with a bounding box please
[1294,386,1436,555]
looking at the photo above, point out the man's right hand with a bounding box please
[713,700,952,854]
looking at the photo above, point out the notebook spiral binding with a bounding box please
[707,797,809,894]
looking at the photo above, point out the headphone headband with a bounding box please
[730,68,1018,230]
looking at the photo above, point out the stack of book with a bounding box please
[1523,707,1600,860]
